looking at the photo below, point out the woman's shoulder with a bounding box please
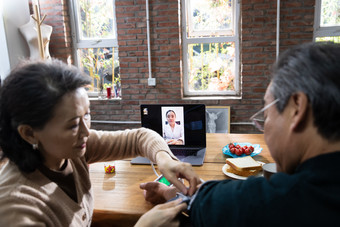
[0,168,56,226]
[0,160,23,185]
[0,161,35,200]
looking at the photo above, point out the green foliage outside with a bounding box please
[316,36,340,43]
[77,0,121,97]
[321,0,340,26]
[188,42,235,92]
[316,0,340,44]
[187,0,235,94]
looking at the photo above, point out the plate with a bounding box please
[222,142,262,158]
[222,162,264,180]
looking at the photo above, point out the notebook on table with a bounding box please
[130,104,206,166]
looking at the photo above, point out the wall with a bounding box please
[1,0,73,79]
[0,6,10,81]
[41,0,315,133]
[1,0,30,75]
[239,0,315,133]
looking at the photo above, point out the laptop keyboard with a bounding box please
[171,148,199,157]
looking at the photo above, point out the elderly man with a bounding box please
[140,42,340,226]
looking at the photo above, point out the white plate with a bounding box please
[222,162,264,180]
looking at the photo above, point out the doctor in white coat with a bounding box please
[163,110,184,145]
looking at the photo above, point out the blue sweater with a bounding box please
[190,152,340,227]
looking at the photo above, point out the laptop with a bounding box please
[131,104,206,166]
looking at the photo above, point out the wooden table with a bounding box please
[90,133,274,226]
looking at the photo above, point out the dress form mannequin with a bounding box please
[19,15,52,60]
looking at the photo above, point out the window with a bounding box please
[314,0,340,43]
[182,0,240,98]
[69,0,121,98]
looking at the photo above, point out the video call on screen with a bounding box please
[141,104,206,148]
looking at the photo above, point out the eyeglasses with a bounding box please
[250,99,280,132]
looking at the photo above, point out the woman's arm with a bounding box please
[85,128,177,163]
[86,128,201,196]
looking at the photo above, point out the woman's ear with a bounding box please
[17,125,37,145]
[289,92,309,132]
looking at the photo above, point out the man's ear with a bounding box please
[17,125,37,145]
[289,92,309,132]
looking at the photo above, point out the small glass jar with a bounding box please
[104,161,116,174]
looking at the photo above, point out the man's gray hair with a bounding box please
[270,42,340,141]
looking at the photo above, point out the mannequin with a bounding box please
[19,15,52,60]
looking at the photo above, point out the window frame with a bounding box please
[181,0,240,98]
[313,0,340,41]
[69,0,119,97]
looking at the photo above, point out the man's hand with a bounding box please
[140,181,178,204]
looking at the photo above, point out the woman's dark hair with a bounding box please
[0,59,91,172]
[166,110,176,118]
[270,42,340,141]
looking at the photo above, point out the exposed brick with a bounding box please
[44,0,315,133]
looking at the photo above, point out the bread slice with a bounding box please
[226,156,262,177]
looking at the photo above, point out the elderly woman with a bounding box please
[0,59,200,226]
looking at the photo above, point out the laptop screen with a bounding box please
[140,104,206,148]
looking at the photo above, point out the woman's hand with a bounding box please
[155,151,201,196]
[174,139,183,145]
[166,139,183,145]
[140,181,178,204]
[134,199,187,227]
[166,139,176,145]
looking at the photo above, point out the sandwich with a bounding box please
[226,156,262,177]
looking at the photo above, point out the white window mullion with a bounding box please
[76,39,119,49]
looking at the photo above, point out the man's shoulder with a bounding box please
[196,174,300,203]
[297,151,340,174]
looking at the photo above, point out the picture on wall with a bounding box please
[205,106,230,133]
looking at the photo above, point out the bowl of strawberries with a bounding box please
[222,142,262,158]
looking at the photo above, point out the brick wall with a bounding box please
[39,0,315,133]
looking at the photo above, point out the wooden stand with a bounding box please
[32,2,47,59]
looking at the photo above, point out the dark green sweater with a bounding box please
[189,152,340,227]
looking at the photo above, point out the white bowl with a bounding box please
[262,163,277,179]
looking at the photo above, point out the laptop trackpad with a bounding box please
[175,148,205,166]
